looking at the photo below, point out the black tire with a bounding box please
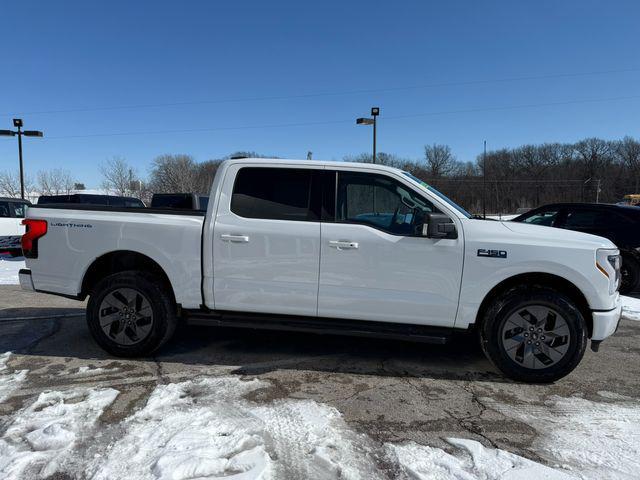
[619,255,639,295]
[86,270,178,357]
[479,286,587,383]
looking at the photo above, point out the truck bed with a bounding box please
[24,206,205,309]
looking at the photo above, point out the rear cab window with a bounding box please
[230,167,320,221]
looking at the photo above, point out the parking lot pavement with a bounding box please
[1,284,640,478]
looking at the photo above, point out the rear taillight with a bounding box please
[21,219,47,258]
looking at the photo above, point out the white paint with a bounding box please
[0,387,118,479]
[0,352,27,403]
[621,295,640,322]
[0,256,23,285]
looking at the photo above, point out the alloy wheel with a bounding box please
[98,288,154,346]
[501,305,570,369]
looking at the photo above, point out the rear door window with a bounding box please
[231,167,318,221]
[563,209,600,229]
[10,202,27,218]
[0,201,10,218]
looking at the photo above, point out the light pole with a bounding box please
[482,140,487,218]
[0,119,44,199]
[356,107,380,163]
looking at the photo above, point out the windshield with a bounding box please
[402,171,472,218]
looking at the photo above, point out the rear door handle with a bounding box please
[329,240,359,250]
[221,234,250,243]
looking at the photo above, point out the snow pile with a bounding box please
[0,256,23,285]
[0,387,118,479]
[490,395,640,480]
[0,352,27,403]
[87,376,383,480]
[621,295,640,322]
[389,438,575,480]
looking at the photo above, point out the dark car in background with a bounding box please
[513,202,640,293]
[38,194,145,208]
[150,193,209,210]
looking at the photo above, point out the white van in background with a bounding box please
[0,197,30,256]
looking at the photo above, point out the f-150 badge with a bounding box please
[477,249,507,258]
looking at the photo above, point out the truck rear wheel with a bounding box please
[86,270,177,357]
[479,286,587,383]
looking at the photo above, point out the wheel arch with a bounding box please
[474,272,593,337]
[80,250,176,305]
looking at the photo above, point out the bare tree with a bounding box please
[573,138,614,180]
[0,170,34,198]
[194,160,223,194]
[148,154,197,193]
[616,136,640,192]
[100,157,139,197]
[424,144,456,177]
[37,169,75,195]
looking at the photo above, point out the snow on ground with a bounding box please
[621,295,640,322]
[0,353,27,404]
[0,369,638,479]
[65,365,120,378]
[488,394,640,480]
[0,255,23,285]
[0,387,118,479]
[87,376,384,480]
[389,438,574,480]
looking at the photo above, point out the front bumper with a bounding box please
[19,269,35,292]
[591,294,622,341]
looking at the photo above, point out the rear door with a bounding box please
[317,169,464,327]
[212,164,322,316]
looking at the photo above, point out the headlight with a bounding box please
[596,249,621,294]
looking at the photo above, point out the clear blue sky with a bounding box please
[1,0,639,187]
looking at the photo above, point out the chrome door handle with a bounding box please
[221,234,250,243]
[329,240,359,250]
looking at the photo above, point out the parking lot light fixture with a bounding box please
[1,119,44,199]
[356,107,380,163]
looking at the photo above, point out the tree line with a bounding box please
[1,138,638,214]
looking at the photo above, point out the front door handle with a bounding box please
[221,234,250,243]
[329,240,359,250]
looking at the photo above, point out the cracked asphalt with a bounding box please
[1,284,640,465]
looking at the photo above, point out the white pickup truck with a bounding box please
[19,159,622,382]
[0,197,30,256]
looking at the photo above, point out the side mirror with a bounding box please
[422,213,457,239]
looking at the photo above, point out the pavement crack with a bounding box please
[448,383,499,449]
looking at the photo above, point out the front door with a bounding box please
[318,170,464,327]
[212,165,322,316]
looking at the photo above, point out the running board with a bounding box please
[184,310,453,345]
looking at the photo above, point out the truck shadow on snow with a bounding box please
[2,307,504,383]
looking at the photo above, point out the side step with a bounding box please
[184,310,453,345]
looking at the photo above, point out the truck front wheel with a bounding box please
[86,270,178,357]
[479,286,588,383]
